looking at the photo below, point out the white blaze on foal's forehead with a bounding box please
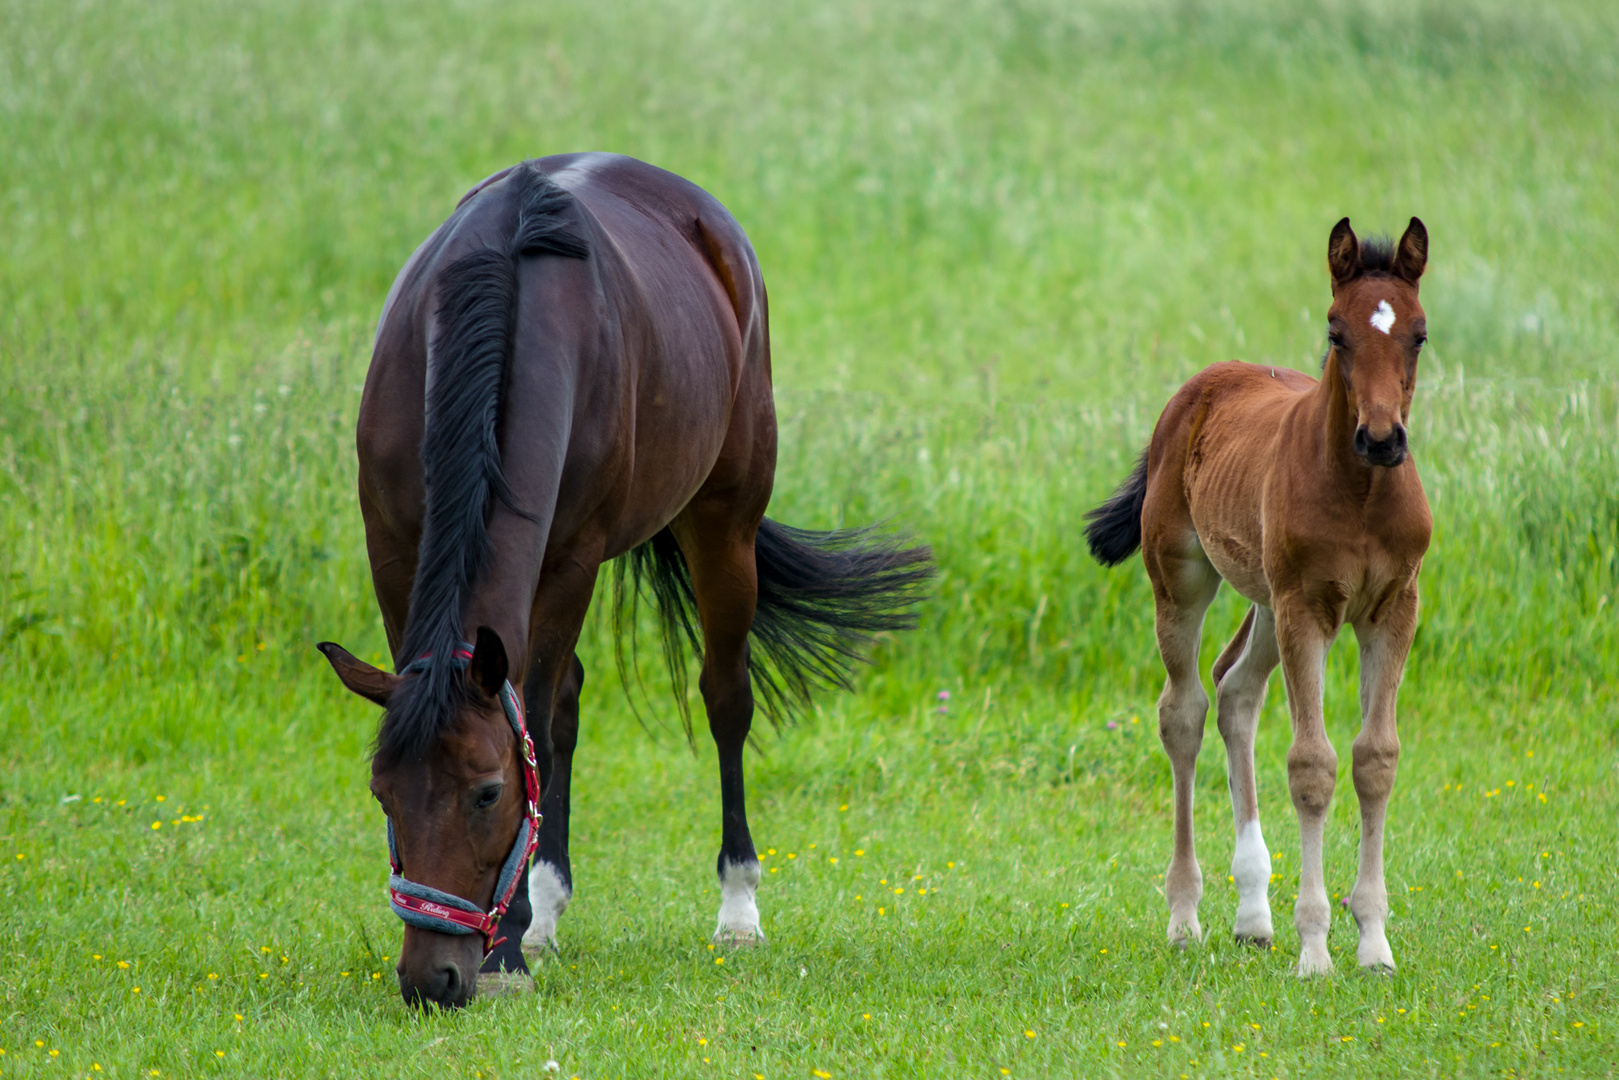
[1369,299,1396,335]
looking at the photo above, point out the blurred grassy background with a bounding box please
[1,0,1615,1076]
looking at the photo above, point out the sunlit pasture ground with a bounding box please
[1,0,1616,1075]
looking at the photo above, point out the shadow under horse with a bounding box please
[1087,217,1432,976]
[318,154,932,1009]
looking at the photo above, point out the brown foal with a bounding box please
[1087,218,1432,975]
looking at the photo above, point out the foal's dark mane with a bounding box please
[1353,233,1396,276]
[378,163,588,767]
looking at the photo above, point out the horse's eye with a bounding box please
[1413,334,1427,349]
[473,783,502,810]
[1327,330,1347,349]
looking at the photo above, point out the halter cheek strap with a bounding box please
[385,646,542,954]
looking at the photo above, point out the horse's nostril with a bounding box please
[1393,424,1409,451]
[440,963,463,999]
[1353,425,1371,455]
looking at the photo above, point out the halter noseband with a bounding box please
[385,645,541,955]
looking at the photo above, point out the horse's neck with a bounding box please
[1306,354,1376,493]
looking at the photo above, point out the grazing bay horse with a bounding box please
[316,154,931,1008]
[1086,218,1431,975]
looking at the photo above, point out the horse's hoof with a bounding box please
[476,971,533,998]
[1234,933,1273,950]
[1296,949,1334,978]
[712,927,765,948]
[521,936,561,958]
[1167,918,1203,949]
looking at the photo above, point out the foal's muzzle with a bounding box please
[1354,423,1408,467]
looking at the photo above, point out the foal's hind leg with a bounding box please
[671,511,766,945]
[1348,587,1418,972]
[1146,551,1221,947]
[1213,605,1281,946]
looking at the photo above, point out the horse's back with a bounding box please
[1143,361,1316,602]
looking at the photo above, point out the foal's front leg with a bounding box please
[1348,587,1418,972]
[1275,599,1339,976]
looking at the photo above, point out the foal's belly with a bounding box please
[1197,525,1272,607]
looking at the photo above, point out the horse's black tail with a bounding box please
[1084,448,1149,567]
[614,518,935,736]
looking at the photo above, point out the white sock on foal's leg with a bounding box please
[522,860,571,950]
[1230,818,1274,943]
[713,859,764,944]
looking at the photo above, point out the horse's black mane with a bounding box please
[377,163,588,767]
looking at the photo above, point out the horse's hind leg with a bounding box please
[1214,605,1281,946]
[670,509,766,945]
[1348,586,1417,972]
[1145,548,1221,947]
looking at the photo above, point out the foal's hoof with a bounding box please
[476,971,533,998]
[1166,916,1203,949]
[1296,948,1334,978]
[1233,933,1273,950]
[712,927,765,948]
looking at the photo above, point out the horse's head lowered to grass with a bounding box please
[1325,216,1428,468]
[318,628,539,1010]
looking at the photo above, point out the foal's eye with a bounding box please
[1327,330,1347,349]
[473,784,502,810]
[1413,334,1427,349]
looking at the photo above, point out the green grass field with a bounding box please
[2,0,1616,1075]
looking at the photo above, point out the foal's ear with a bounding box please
[1327,217,1360,292]
[1393,216,1428,285]
[469,626,509,699]
[316,641,400,708]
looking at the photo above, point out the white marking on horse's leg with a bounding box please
[1216,606,1280,945]
[713,859,764,944]
[1152,557,1220,947]
[1370,300,1396,335]
[1349,591,1417,972]
[522,861,571,950]
[1276,604,1337,976]
[1231,819,1274,943]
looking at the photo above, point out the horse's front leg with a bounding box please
[1275,596,1340,976]
[525,653,583,952]
[1348,586,1418,972]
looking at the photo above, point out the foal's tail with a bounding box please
[1084,448,1149,567]
[615,519,934,734]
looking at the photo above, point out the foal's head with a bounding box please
[1325,217,1428,467]
[318,628,529,1009]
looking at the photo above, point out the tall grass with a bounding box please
[1,0,1615,1075]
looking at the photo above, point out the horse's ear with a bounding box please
[316,642,399,708]
[469,626,509,699]
[1393,216,1428,284]
[1328,217,1360,292]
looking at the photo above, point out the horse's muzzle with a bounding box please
[397,928,482,1009]
[1354,423,1408,467]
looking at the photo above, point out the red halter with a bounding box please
[386,646,542,954]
